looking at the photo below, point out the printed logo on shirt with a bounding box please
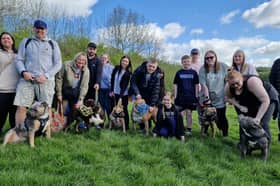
[179,74,194,79]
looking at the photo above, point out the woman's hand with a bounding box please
[75,100,83,109]
[109,92,115,97]
[253,117,261,125]
[239,105,248,113]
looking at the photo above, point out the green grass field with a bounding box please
[0,105,280,186]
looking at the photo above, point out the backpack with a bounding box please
[25,38,54,50]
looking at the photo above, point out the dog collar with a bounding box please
[112,111,125,118]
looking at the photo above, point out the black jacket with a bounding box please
[130,63,161,106]
[111,65,132,97]
[153,104,185,137]
[87,54,102,88]
[269,58,280,94]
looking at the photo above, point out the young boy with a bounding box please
[152,92,185,141]
[173,55,199,136]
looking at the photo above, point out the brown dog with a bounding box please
[131,97,157,135]
[200,103,217,137]
[109,99,126,133]
[3,101,51,148]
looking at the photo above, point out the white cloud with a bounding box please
[45,0,98,17]
[161,22,186,39]
[242,0,280,28]
[220,9,240,24]
[190,28,204,35]
[159,36,279,67]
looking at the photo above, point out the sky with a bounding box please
[45,0,280,67]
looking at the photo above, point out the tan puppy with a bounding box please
[109,99,126,133]
[131,97,157,135]
[200,104,217,137]
[3,102,51,148]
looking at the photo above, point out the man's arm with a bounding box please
[44,41,62,79]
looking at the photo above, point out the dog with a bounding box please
[74,99,105,132]
[238,114,269,160]
[131,97,157,135]
[199,100,217,137]
[109,99,126,133]
[3,101,51,148]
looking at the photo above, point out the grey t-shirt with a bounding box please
[199,62,228,108]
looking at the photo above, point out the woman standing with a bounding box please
[0,32,19,132]
[110,55,132,130]
[99,53,114,118]
[55,52,90,127]
[232,49,258,76]
[199,50,229,136]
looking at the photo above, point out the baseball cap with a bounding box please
[87,42,97,48]
[191,48,199,55]
[33,19,47,29]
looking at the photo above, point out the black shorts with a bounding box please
[175,104,197,112]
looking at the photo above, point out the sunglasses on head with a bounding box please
[205,56,215,60]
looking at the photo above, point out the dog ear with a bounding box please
[41,102,49,108]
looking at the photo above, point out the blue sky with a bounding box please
[47,0,280,67]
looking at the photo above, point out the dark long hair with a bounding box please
[0,32,17,53]
[204,50,220,73]
[118,55,132,73]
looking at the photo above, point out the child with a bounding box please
[152,92,185,141]
[173,55,199,136]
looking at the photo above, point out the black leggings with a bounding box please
[216,106,229,136]
[0,93,16,132]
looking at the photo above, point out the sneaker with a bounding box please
[95,125,101,130]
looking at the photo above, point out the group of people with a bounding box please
[1,19,280,151]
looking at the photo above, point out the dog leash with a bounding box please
[95,89,98,105]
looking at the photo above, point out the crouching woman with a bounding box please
[225,69,278,144]
[55,52,90,127]
[152,92,185,141]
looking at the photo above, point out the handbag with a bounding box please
[51,102,65,132]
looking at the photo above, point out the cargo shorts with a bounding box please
[14,79,55,107]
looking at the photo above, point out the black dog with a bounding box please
[238,114,269,160]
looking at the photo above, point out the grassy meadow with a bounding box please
[0,105,280,186]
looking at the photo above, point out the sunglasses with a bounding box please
[205,56,215,60]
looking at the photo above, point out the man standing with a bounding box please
[14,19,62,126]
[269,58,280,141]
[130,58,161,108]
[190,48,202,74]
[85,42,102,100]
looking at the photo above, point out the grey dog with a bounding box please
[238,114,269,160]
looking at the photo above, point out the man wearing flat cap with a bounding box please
[85,42,102,100]
[14,19,62,126]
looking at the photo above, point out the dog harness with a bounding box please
[15,116,49,136]
[78,105,93,117]
[135,103,149,116]
[112,111,125,118]
[132,103,149,122]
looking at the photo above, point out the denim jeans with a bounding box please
[99,88,112,117]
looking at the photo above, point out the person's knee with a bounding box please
[17,106,26,114]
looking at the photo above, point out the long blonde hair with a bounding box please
[232,49,247,74]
